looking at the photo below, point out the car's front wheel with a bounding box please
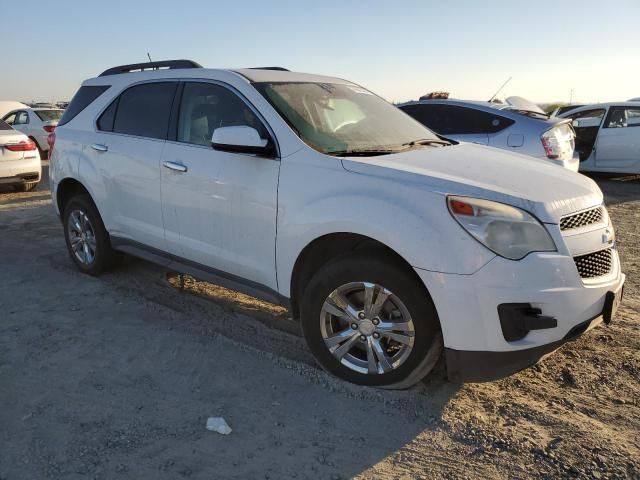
[301,252,442,389]
[62,194,117,275]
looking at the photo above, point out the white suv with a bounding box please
[49,60,625,388]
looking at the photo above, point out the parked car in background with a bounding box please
[3,107,64,158]
[0,101,28,118]
[50,60,624,388]
[0,118,41,191]
[399,96,578,171]
[558,102,640,174]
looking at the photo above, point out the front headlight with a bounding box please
[447,196,556,260]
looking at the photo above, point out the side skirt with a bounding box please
[110,236,291,309]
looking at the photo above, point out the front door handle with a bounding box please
[91,143,108,152]
[163,161,188,173]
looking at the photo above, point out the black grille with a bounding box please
[573,248,613,279]
[560,207,603,231]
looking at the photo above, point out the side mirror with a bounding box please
[211,126,273,156]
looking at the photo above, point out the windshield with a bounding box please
[255,82,441,155]
[35,110,64,122]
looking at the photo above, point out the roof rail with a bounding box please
[248,67,290,71]
[99,59,203,77]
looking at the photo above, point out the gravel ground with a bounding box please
[0,164,638,479]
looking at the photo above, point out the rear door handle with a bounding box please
[163,161,188,173]
[91,143,108,152]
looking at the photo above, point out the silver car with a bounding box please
[399,97,578,171]
[2,107,64,159]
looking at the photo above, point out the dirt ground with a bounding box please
[0,164,638,479]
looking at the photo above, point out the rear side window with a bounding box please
[34,110,64,122]
[58,85,110,126]
[401,104,514,135]
[604,107,640,128]
[567,109,605,128]
[110,82,178,140]
[0,119,12,130]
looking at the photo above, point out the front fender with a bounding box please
[275,151,495,297]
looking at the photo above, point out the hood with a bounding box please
[505,96,545,114]
[340,143,602,224]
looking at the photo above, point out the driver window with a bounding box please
[569,109,605,128]
[178,82,268,147]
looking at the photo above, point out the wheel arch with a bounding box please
[56,177,94,216]
[288,232,431,321]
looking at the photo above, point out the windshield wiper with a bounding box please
[401,139,451,147]
[327,149,399,157]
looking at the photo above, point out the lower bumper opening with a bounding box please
[446,316,598,383]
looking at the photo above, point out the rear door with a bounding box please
[93,81,178,250]
[595,106,640,172]
[160,81,280,291]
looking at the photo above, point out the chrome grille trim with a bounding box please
[573,247,613,279]
[560,206,604,231]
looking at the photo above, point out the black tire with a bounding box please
[300,252,443,389]
[14,182,38,192]
[62,194,117,275]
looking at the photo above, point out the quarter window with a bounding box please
[177,82,268,147]
[401,104,514,135]
[110,82,178,140]
[605,107,640,128]
[3,113,16,125]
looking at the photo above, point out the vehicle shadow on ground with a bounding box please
[590,173,640,205]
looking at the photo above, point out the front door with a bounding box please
[596,106,640,172]
[160,81,280,291]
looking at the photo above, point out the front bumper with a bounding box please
[415,245,624,381]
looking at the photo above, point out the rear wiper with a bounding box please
[401,139,451,147]
[327,149,399,157]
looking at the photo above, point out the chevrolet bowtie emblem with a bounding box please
[603,228,615,245]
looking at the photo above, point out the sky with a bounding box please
[2,0,639,104]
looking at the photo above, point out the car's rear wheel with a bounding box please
[63,194,117,275]
[300,252,442,389]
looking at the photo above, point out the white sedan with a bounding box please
[2,107,63,159]
[0,118,41,192]
[559,102,640,174]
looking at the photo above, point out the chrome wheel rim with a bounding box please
[67,209,97,265]
[320,282,415,375]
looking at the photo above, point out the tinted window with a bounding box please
[401,104,514,135]
[113,82,177,140]
[605,107,640,128]
[14,111,29,125]
[59,85,110,126]
[177,82,268,146]
[97,100,117,132]
[0,119,12,130]
[34,110,64,122]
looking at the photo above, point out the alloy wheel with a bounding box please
[320,282,415,375]
[67,209,97,265]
